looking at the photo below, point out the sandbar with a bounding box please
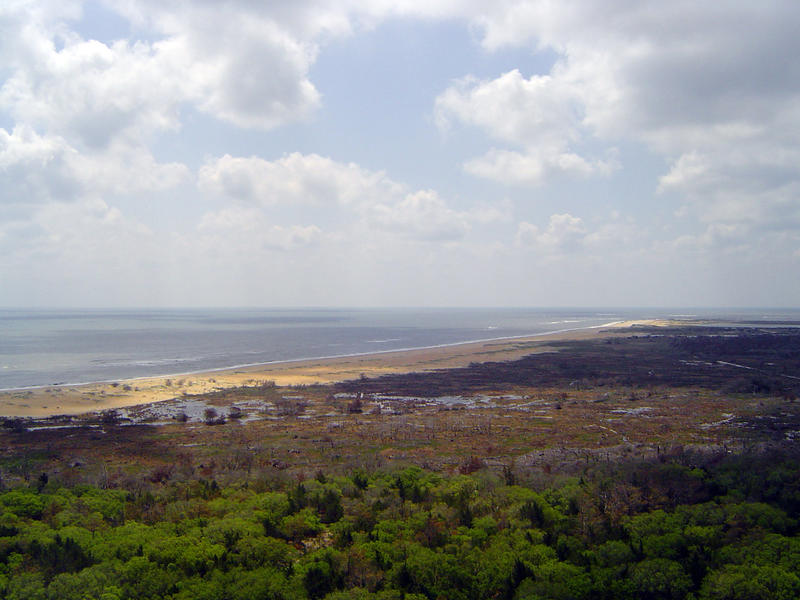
[0,320,667,418]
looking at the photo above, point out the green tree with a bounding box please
[629,558,691,600]
[700,564,800,600]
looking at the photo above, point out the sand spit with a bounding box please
[0,319,664,418]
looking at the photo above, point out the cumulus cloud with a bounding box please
[0,125,188,207]
[0,38,180,148]
[435,69,617,185]
[516,212,643,257]
[658,147,800,232]
[0,7,319,144]
[199,152,487,242]
[516,213,587,253]
[198,207,323,251]
[370,190,470,241]
[435,70,579,149]
[0,125,76,204]
[463,148,616,186]
[0,124,66,169]
[94,0,344,131]
[0,4,194,208]
[454,1,800,232]
[157,13,321,130]
[198,153,398,206]
[0,0,335,211]
[67,142,190,195]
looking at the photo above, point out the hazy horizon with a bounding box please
[2,2,799,308]
[3,305,800,311]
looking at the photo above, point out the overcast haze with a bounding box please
[1,1,799,308]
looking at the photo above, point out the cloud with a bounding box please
[516,213,587,252]
[198,153,397,206]
[454,1,800,229]
[0,124,65,170]
[0,125,76,205]
[0,125,188,207]
[464,148,616,186]
[156,12,321,130]
[0,0,335,159]
[658,146,800,232]
[435,69,617,185]
[96,0,346,131]
[670,223,751,254]
[7,1,800,201]
[0,32,183,148]
[67,141,190,195]
[197,207,323,251]
[0,5,194,207]
[583,220,642,249]
[370,189,470,241]
[199,152,487,242]
[435,70,579,148]
[515,212,643,258]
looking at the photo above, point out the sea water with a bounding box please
[0,307,797,390]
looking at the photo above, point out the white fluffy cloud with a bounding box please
[436,69,617,185]
[0,0,335,211]
[199,152,485,242]
[0,36,183,148]
[198,153,398,206]
[0,3,195,210]
[370,189,470,241]
[436,70,579,149]
[152,12,321,130]
[463,147,617,186]
[198,207,323,251]
[437,0,800,230]
[516,213,587,253]
[658,147,800,232]
[0,125,76,205]
[0,1,328,159]
[516,212,644,259]
[0,125,188,207]
[94,0,354,131]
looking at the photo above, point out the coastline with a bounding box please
[0,319,666,418]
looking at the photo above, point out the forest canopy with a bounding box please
[1,452,799,600]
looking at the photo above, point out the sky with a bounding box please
[1,1,799,308]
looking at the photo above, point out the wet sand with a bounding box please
[0,320,667,418]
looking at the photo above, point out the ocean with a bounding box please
[1,307,798,390]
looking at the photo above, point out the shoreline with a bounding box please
[0,319,667,418]
[0,320,629,394]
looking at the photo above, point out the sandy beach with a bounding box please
[0,320,666,418]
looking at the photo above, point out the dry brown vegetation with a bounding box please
[1,326,799,490]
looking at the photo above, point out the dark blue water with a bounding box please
[0,307,797,389]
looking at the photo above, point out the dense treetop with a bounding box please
[1,453,799,600]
